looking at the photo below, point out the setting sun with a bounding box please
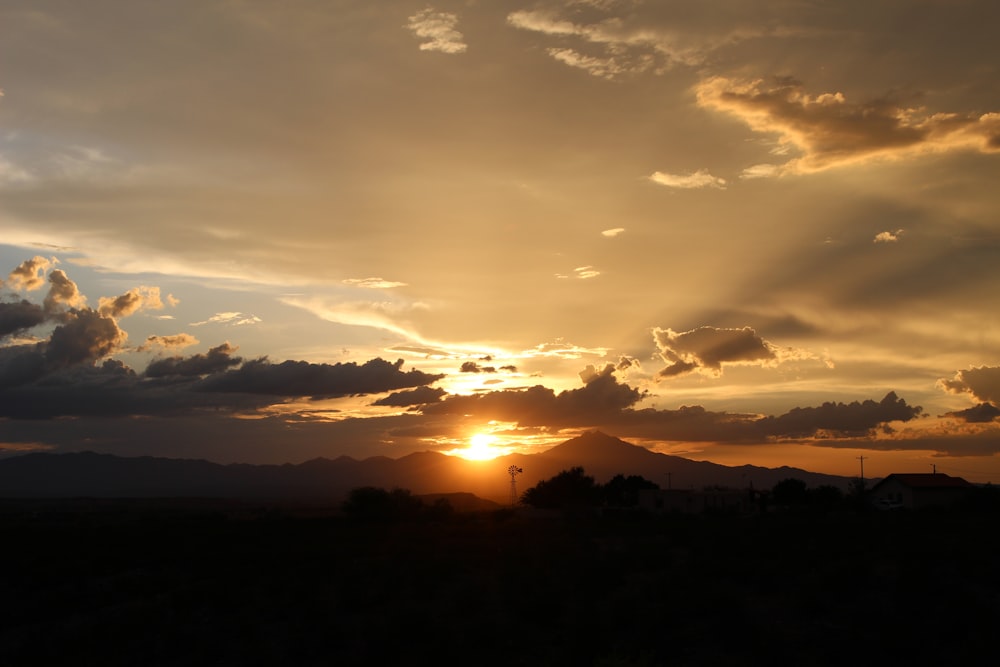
[460,433,502,461]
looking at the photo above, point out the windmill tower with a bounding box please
[508,465,523,507]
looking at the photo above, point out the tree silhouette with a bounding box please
[602,474,660,507]
[772,478,809,506]
[342,486,423,521]
[521,467,602,509]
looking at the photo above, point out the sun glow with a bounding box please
[459,432,501,461]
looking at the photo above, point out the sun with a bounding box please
[461,432,501,461]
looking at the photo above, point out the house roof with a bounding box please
[871,473,972,491]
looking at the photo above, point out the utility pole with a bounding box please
[931,464,937,475]
[857,456,866,491]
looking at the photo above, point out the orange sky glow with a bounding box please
[2,0,1000,484]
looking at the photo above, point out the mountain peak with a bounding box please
[544,431,653,460]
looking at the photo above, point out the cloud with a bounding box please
[946,403,1000,423]
[342,277,408,289]
[43,269,86,313]
[696,76,1000,174]
[506,7,710,74]
[649,169,726,189]
[407,8,467,54]
[556,266,601,279]
[190,312,261,327]
[280,295,425,340]
[98,286,166,318]
[874,229,904,243]
[145,342,243,378]
[372,386,446,408]
[755,392,922,438]
[653,326,776,378]
[0,300,47,338]
[44,308,127,370]
[938,366,1000,405]
[545,47,640,80]
[4,256,54,291]
[601,228,625,237]
[422,363,645,427]
[199,357,442,398]
[460,361,497,374]
[137,333,199,352]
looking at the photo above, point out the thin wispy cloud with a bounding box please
[407,8,467,54]
[190,312,262,327]
[650,169,726,189]
[601,228,625,237]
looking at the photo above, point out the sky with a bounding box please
[2,0,1000,482]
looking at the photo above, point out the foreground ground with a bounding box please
[1,499,998,665]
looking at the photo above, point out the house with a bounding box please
[869,473,972,510]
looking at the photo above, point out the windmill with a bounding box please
[508,465,523,507]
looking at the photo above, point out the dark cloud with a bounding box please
[145,342,242,378]
[199,357,442,398]
[0,300,46,337]
[44,309,127,370]
[946,403,1000,423]
[422,364,645,427]
[460,361,496,373]
[755,392,922,438]
[696,76,1000,173]
[938,366,1000,405]
[372,386,447,408]
[654,326,775,378]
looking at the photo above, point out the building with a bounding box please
[869,473,972,510]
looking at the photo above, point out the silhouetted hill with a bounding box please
[0,431,853,503]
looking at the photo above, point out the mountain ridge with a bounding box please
[0,431,853,504]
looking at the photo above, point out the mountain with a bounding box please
[0,431,852,504]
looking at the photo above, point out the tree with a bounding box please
[342,486,423,521]
[771,478,808,506]
[602,474,660,507]
[521,467,602,509]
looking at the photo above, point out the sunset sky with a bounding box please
[2,0,1000,482]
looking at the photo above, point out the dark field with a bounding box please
[2,501,998,666]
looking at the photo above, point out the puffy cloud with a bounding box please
[0,300,46,338]
[44,308,127,370]
[407,8,467,54]
[372,386,446,408]
[650,169,726,189]
[137,333,199,352]
[696,76,1000,173]
[199,357,442,398]
[98,286,165,318]
[43,269,86,313]
[145,342,242,378]
[938,366,1000,405]
[5,256,53,291]
[653,326,776,378]
[874,229,904,243]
